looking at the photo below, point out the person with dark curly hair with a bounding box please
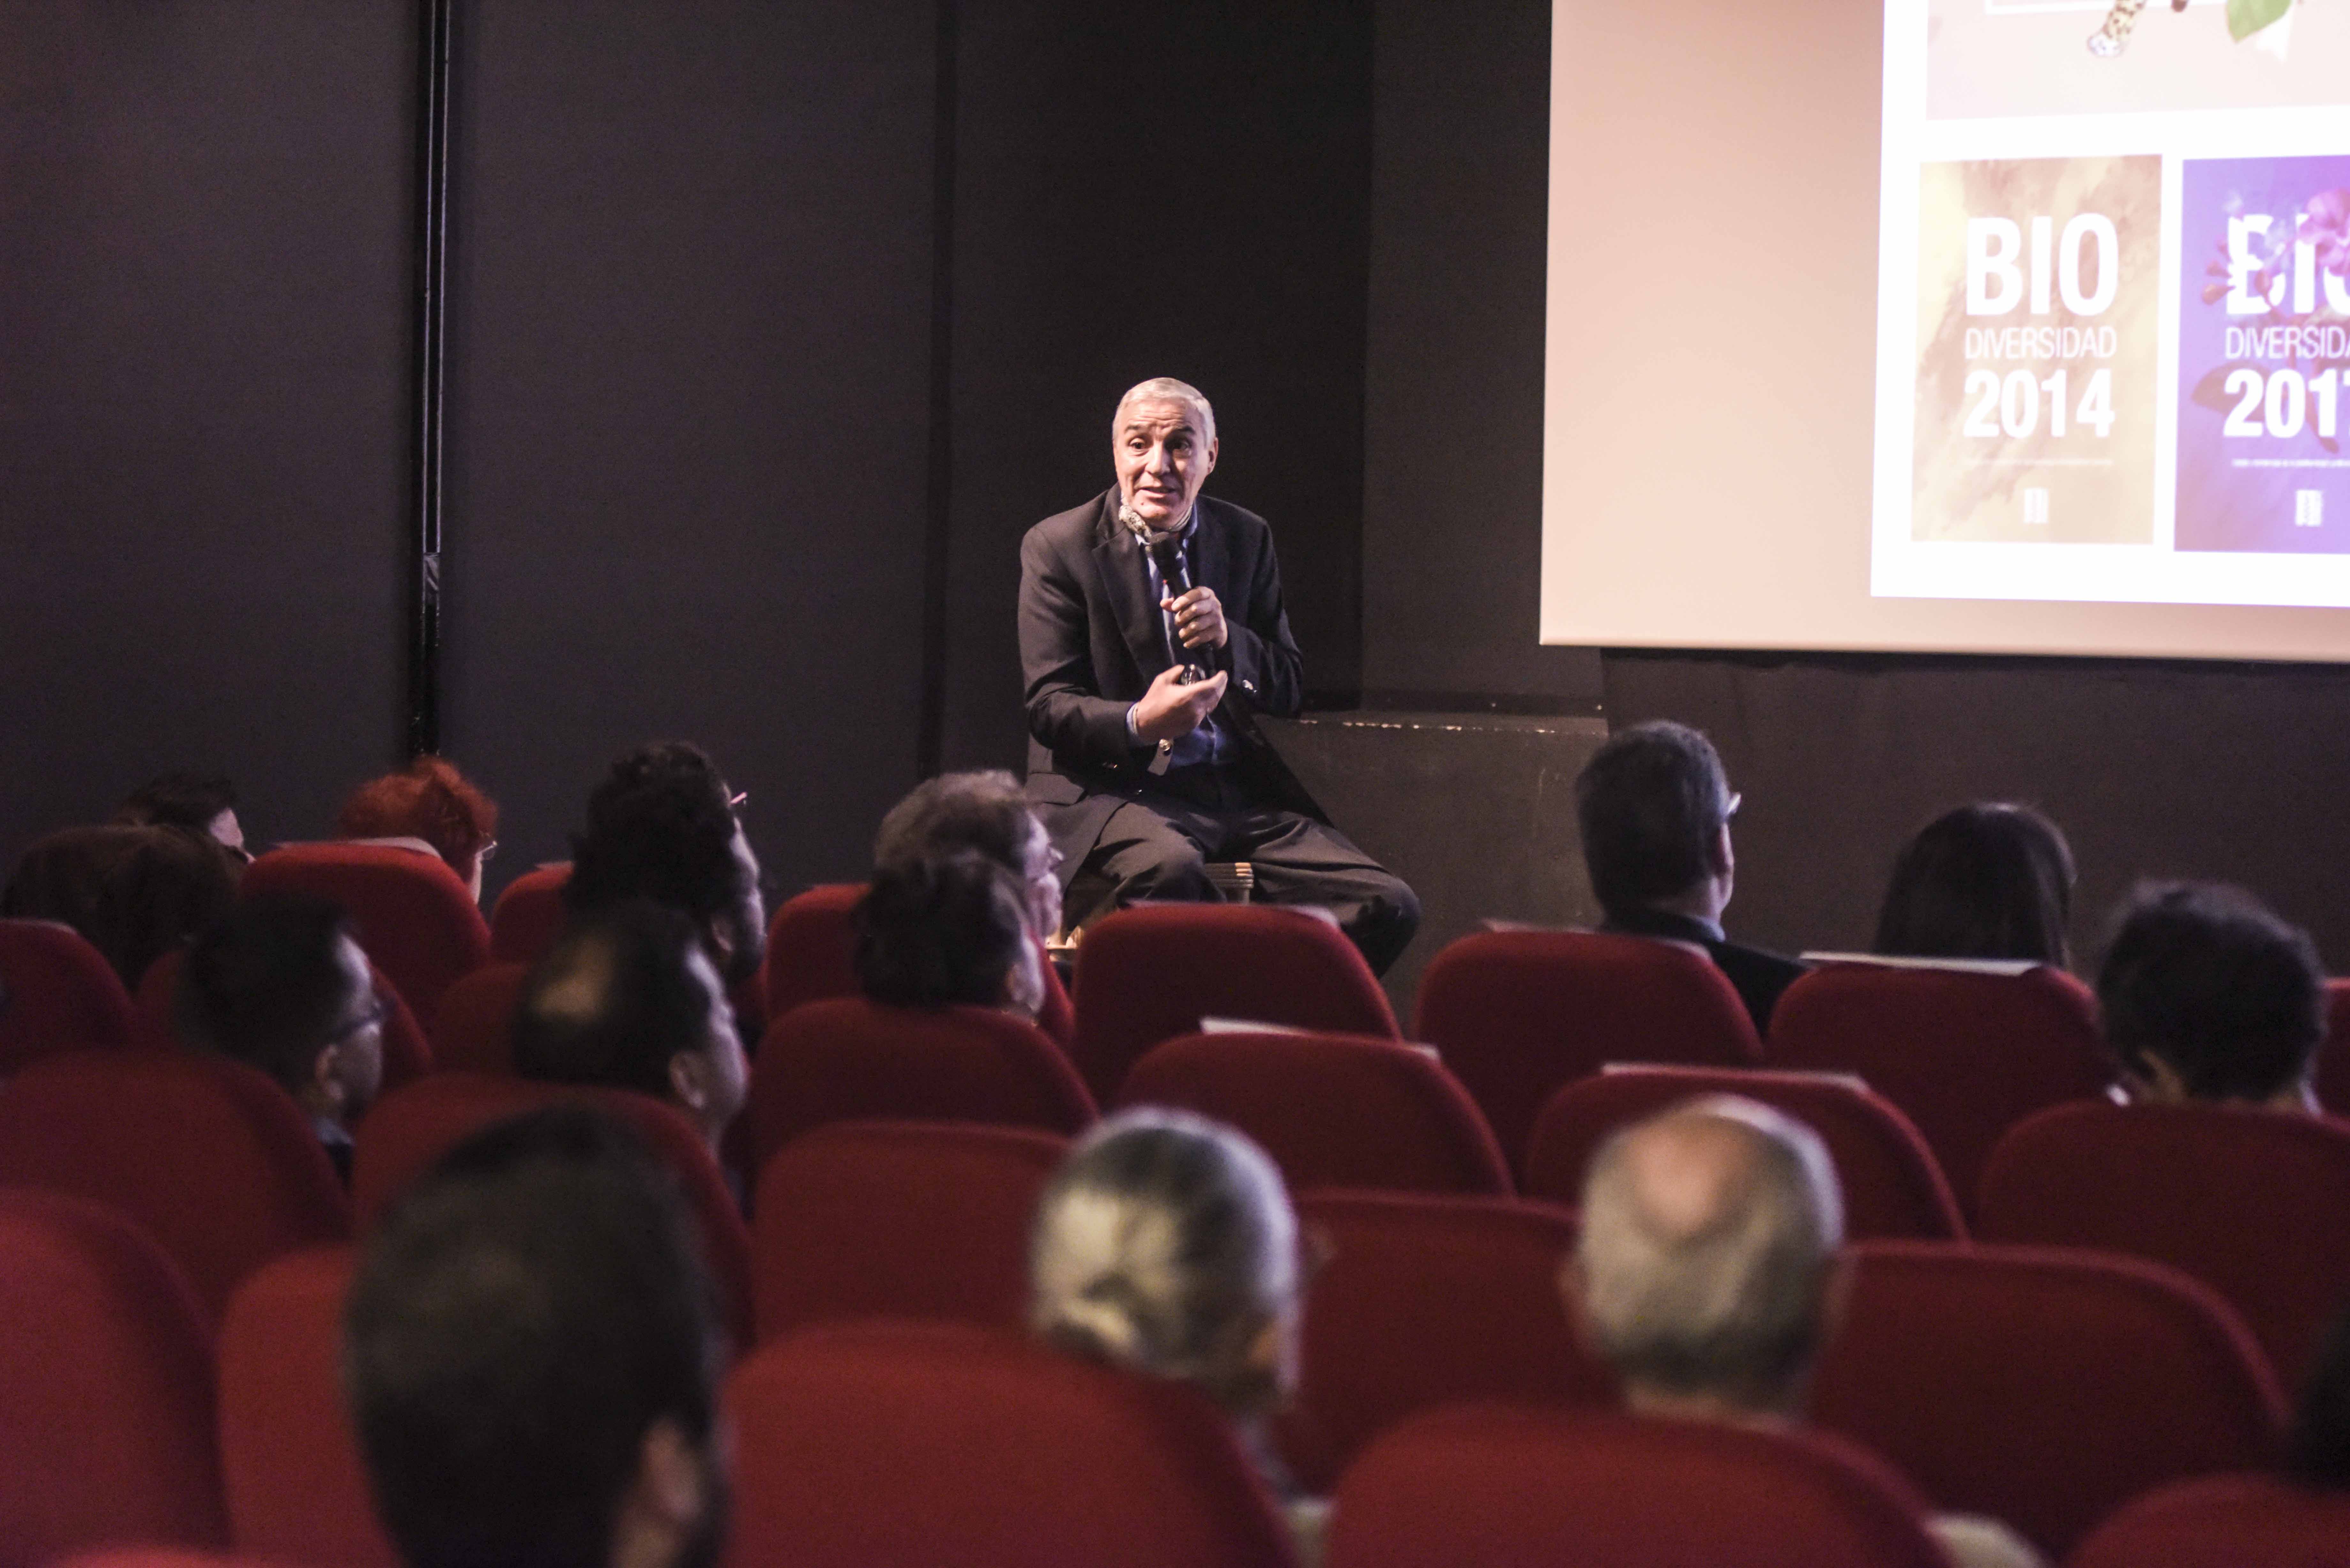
[115,771,250,862]
[565,743,767,993]
[2098,881,2324,1112]
[853,849,1044,1020]
[2,822,239,989]
[337,755,501,903]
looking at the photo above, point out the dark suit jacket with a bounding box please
[1018,488,1322,874]
[1601,906,1809,1037]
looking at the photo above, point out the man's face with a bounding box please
[1019,818,1063,941]
[1113,397,1217,529]
[324,935,385,1124]
[682,946,748,1142]
[716,820,767,987]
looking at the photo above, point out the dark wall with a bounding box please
[936,0,1376,772]
[1361,0,1599,711]
[1360,0,2350,971]
[439,0,940,896]
[0,3,412,858]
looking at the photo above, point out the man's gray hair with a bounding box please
[1114,377,1216,447]
[1574,1096,1844,1400]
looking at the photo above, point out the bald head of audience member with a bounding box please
[511,901,748,1153]
[1570,1097,1845,1423]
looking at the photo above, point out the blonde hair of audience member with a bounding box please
[1570,1096,1845,1423]
[1569,1098,2047,1568]
[1029,1108,1301,1422]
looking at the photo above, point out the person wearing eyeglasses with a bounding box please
[1573,720,1807,1036]
[337,755,502,904]
[175,893,386,1183]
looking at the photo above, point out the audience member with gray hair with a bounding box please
[1027,1107,1325,1563]
[1568,1097,2044,1568]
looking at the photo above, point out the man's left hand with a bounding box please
[1165,586,1227,651]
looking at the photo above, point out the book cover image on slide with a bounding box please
[1927,0,2345,121]
[2175,155,2350,554]
[1911,155,2161,544]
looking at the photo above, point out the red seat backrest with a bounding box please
[725,1320,1298,1568]
[2071,1472,2350,1568]
[1811,1239,2286,1558]
[1324,1404,1948,1568]
[1413,929,1763,1177]
[0,1189,229,1564]
[1072,905,1399,1104]
[487,862,571,965]
[350,1073,753,1347]
[217,1246,398,1568]
[137,949,433,1094]
[427,961,529,1076]
[762,883,866,1022]
[0,918,135,1071]
[752,1120,1068,1343]
[747,997,1096,1171]
[50,1554,286,1568]
[1524,1066,1964,1239]
[2320,977,2350,1114]
[1117,1030,1510,1197]
[1279,1192,1610,1492]
[1766,962,2108,1216]
[0,1050,350,1323]
[241,843,491,1030]
[1978,1099,2350,1387]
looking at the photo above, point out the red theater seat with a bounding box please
[752,1120,1068,1342]
[217,1246,397,1568]
[136,948,432,1094]
[1978,1099,2350,1386]
[1766,961,2108,1215]
[428,960,528,1075]
[2070,1473,2350,1568]
[747,997,1095,1170]
[242,842,491,1029]
[1116,1030,1510,1196]
[1323,1405,1948,1568]
[1811,1240,2286,1558]
[725,1321,1297,1568]
[1524,1066,1964,1239]
[1413,928,1763,1177]
[1279,1192,1608,1491]
[2320,977,2350,1113]
[351,1073,753,1346]
[0,917,135,1071]
[51,1555,286,1568]
[1072,904,1399,1103]
[761,883,865,1022]
[0,1049,350,1323]
[0,1190,229,1564]
[487,861,571,964]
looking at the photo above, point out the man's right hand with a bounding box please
[1131,664,1228,745]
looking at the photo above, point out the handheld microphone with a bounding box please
[1124,514,1209,683]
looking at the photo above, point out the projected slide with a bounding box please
[1872,0,2350,607]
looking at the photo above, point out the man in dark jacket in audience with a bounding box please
[1566,1097,2043,1568]
[1574,720,1806,1034]
[346,1108,729,1568]
[176,894,383,1182]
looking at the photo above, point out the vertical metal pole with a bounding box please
[914,0,959,779]
[407,0,455,759]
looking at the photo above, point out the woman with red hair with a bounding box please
[337,756,500,903]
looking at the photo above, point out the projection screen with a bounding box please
[1539,0,2350,659]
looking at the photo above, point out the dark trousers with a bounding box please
[1084,770,1421,977]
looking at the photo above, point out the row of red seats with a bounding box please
[0,1116,2314,1566]
[11,893,2350,1393]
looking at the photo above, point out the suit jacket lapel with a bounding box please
[1088,492,1166,681]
